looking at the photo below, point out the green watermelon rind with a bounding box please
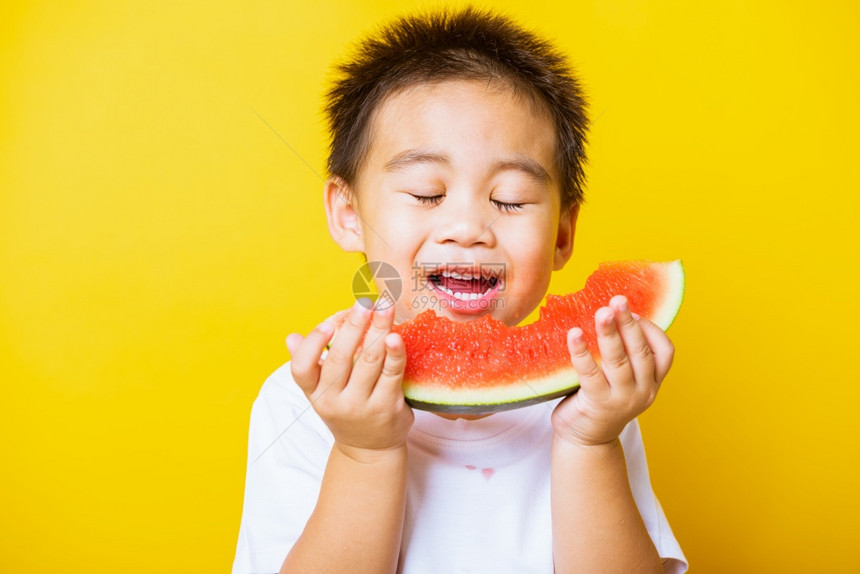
[403,260,686,414]
[406,386,580,414]
[404,367,582,414]
[650,260,685,332]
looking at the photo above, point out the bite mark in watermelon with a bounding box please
[330,260,685,414]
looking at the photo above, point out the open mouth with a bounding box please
[427,268,503,301]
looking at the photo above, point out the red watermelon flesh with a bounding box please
[329,260,684,414]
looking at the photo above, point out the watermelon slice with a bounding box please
[331,260,684,414]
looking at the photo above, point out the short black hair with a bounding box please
[324,6,589,208]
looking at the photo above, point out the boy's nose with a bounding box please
[433,202,497,248]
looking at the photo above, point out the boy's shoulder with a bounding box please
[250,361,333,443]
[257,361,302,401]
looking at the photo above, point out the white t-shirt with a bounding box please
[232,363,688,573]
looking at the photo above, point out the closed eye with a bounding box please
[410,194,444,206]
[491,199,524,213]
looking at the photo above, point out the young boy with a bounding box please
[233,7,687,574]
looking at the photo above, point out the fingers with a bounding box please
[636,316,675,384]
[608,295,657,389]
[345,303,397,399]
[285,333,304,356]
[558,296,675,447]
[567,327,610,402]
[593,305,637,393]
[375,332,407,396]
[318,300,373,393]
[288,322,334,395]
[568,295,672,399]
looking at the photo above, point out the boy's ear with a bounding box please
[323,176,365,253]
[553,204,579,271]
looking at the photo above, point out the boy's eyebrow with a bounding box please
[384,150,451,172]
[494,157,552,186]
[384,149,552,185]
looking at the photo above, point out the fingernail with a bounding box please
[355,298,373,313]
[318,321,334,335]
[384,332,400,348]
[373,300,394,314]
[598,307,614,323]
[615,296,628,312]
[631,312,641,321]
[569,327,583,342]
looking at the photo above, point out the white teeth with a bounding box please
[431,270,504,300]
[435,284,491,300]
[450,291,486,301]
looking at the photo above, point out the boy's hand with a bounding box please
[286,300,414,463]
[551,295,674,447]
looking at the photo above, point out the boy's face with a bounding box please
[326,79,577,327]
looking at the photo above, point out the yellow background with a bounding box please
[2,1,857,572]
